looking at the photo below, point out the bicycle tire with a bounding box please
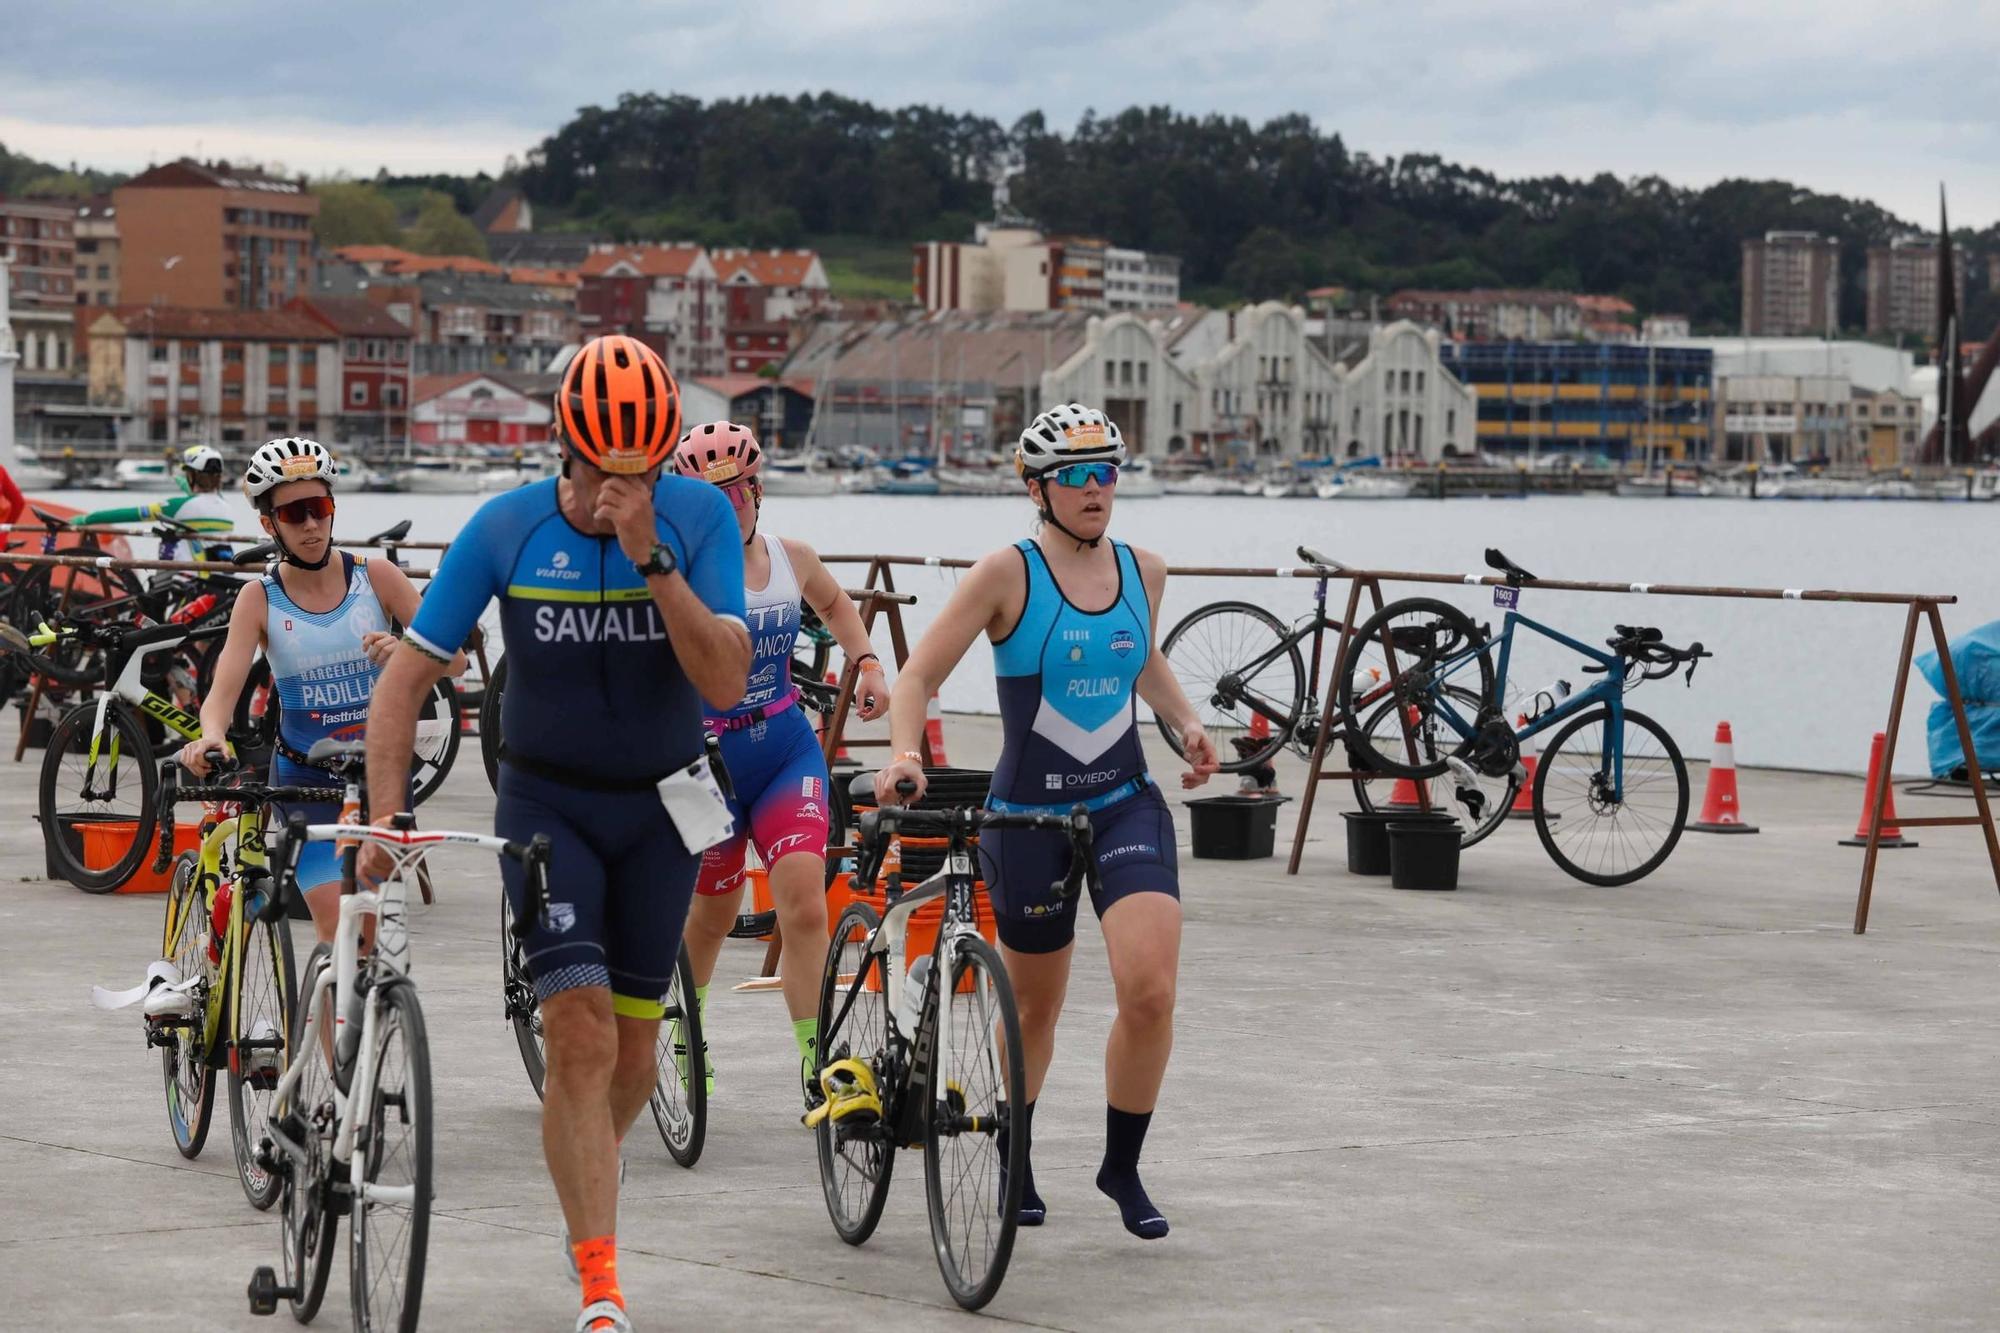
[478,655,506,795]
[161,852,216,1159]
[1334,596,1491,781]
[499,892,546,1100]
[1156,600,1302,772]
[923,933,1025,1311]
[408,677,462,808]
[795,604,833,688]
[41,699,157,892]
[282,945,339,1323]
[1352,686,1516,849]
[229,890,297,1211]
[350,976,433,1333]
[1533,706,1689,887]
[649,946,707,1168]
[815,900,895,1246]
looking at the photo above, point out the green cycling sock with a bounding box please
[792,1016,819,1063]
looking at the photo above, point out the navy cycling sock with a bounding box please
[998,1099,1046,1225]
[1096,1104,1168,1239]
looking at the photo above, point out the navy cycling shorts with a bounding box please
[497,763,700,1018]
[977,781,1179,954]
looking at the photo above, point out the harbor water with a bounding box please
[35,487,1996,777]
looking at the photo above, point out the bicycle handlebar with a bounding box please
[851,776,1098,903]
[1593,625,1712,687]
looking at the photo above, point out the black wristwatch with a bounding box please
[634,541,678,578]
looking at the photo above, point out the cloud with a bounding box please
[4,0,1997,225]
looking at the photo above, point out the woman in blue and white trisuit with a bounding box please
[182,437,452,944]
[876,403,1220,1241]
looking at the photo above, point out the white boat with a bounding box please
[396,460,487,494]
[1615,473,1713,498]
[936,466,1013,497]
[1865,476,1924,500]
[10,456,67,489]
[1163,473,1228,497]
[113,458,173,489]
[1315,471,1415,500]
[761,455,841,497]
[1259,468,1313,498]
[1116,458,1164,498]
[1934,469,2000,501]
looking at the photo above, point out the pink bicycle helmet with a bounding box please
[672,421,764,486]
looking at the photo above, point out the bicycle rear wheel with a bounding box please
[478,656,506,795]
[1352,686,1516,848]
[160,852,215,1159]
[1156,601,1301,772]
[923,932,1025,1311]
[499,894,546,1099]
[649,946,707,1168]
[1334,597,1490,781]
[281,945,339,1323]
[350,976,433,1333]
[1534,706,1689,886]
[41,699,157,892]
[815,901,894,1245]
[229,887,296,1210]
[408,678,461,808]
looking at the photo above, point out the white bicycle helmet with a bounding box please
[1015,402,1126,477]
[243,437,336,504]
[181,444,225,475]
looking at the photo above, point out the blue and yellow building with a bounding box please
[1438,342,1713,461]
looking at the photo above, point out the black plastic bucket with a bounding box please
[1388,820,1463,891]
[1344,810,1453,875]
[1188,794,1290,860]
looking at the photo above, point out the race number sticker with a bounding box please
[1493,586,1520,609]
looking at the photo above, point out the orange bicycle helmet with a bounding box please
[555,335,682,475]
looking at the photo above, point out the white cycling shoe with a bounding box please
[576,1299,631,1332]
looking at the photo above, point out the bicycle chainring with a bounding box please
[1464,714,1520,779]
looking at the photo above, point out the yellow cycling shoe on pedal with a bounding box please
[802,1058,882,1129]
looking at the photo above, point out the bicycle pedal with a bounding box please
[246,1265,295,1315]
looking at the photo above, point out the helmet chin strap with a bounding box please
[272,529,333,572]
[1030,477,1102,550]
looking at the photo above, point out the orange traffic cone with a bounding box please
[1385,775,1425,809]
[1507,713,1554,821]
[924,691,949,767]
[1690,721,1759,834]
[1248,711,1270,743]
[1839,732,1916,848]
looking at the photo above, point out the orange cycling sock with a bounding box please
[571,1234,624,1312]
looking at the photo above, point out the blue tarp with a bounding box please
[1918,619,2000,779]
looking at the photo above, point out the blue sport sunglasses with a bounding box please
[1043,462,1119,488]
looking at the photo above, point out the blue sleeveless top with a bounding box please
[262,553,389,761]
[988,539,1152,807]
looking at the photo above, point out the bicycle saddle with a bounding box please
[32,506,68,528]
[304,737,370,775]
[1611,625,1663,645]
[232,542,279,565]
[365,520,413,544]
[1297,545,1346,571]
[1484,548,1538,584]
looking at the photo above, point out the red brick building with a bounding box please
[114,159,318,311]
[578,245,721,379]
[290,296,416,445]
[1,196,78,310]
[84,306,338,448]
[411,372,555,447]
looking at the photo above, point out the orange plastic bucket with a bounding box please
[80,820,200,893]
[850,879,997,993]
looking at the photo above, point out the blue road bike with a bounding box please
[1335,549,1710,886]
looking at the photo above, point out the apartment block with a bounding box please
[114,159,318,311]
[0,197,77,311]
[85,305,338,447]
[74,196,118,308]
[578,245,722,379]
[914,228,1175,315]
[1865,235,1962,335]
[1741,230,1839,336]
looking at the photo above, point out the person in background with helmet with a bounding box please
[872,403,1219,1242]
[363,335,749,1333]
[669,421,889,1111]
[70,444,241,560]
[179,437,445,945]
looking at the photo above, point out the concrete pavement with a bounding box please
[4,711,2000,1330]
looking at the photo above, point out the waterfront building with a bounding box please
[578,244,722,378]
[1866,236,1960,336]
[114,160,317,311]
[1439,341,1713,462]
[289,296,415,447]
[73,196,118,309]
[85,305,337,448]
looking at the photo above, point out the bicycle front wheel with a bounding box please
[499,893,545,1099]
[1352,686,1516,848]
[160,852,215,1159]
[1534,706,1690,886]
[282,945,339,1323]
[815,901,894,1245]
[1334,597,1490,781]
[41,699,157,892]
[478,656,506,795]
[229,889,296,1210]
[924,932,1025,1311]
[649,946,707,1168]
[350,976,433,1333]
[1156,601,1301,772]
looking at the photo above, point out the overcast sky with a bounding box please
[5,1,1997,228]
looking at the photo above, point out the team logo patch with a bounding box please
[278,455,321,477]
[283,619,293,632]
[802,776,821,800]
[551,550,570,570]
[1046,773,1064,791]
[1061,423,1108,451]
[1109,629,1137,657]
[801,801,823,818]
[703,458,743,484]
[1068,645,1085,663]
[546,902,576,934]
